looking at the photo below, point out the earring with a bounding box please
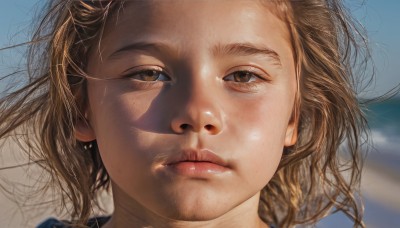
[83,142,93,151]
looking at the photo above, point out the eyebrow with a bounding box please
[212,42,282,66]
[107,41,175,60]
[107,41,282,66]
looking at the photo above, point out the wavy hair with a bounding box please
[0,0,369,227]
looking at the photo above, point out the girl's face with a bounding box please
[78,0,297,224]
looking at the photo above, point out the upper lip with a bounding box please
[164,148,229,167]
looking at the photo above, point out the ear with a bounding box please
[284,115,298,147]
[75,118,96,142]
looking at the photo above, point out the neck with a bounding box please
[102,183,269,228]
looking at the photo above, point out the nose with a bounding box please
[170,82,223,135]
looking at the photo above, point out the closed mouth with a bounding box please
[164,148,229,167]
[159,148,231,176]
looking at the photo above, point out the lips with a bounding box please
[163,149,230,176]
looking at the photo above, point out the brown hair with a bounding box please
[0,0,369,227]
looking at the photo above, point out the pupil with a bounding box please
[234,72,250,82]
[146,70,155,76]
[142,70,158,81]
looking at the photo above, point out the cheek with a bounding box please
[227,91,293,148]
[224,92,293,186]
[87,82,163,137]
[86,84,159,175]
[234,128,284,190]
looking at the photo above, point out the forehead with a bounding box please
[101,1,291,44]
[90,0,294,72]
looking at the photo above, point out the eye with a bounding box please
[127,69,171,82]
[223,71,262,83]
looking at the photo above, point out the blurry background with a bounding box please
[0,1,399,227]
[318,1,400,226]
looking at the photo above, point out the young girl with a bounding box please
[0,0,370,227]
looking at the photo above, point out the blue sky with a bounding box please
[0,1,399,97]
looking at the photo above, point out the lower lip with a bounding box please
[166,161,228,176]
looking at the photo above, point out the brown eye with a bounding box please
[234,71,252,82]
[224,71,259,83]
[130,70,170,81]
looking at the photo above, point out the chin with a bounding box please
[164,207,227,222]
[157,194,232,221]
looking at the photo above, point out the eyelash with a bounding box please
[223,68,271,92]
[122,66,270,91]
[123,68,171,82]
[223,70,268,82]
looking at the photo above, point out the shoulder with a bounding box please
[37,216,111,228]
[36,218,67,228]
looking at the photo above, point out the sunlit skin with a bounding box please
[75,1,297,227]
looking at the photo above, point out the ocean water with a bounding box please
[317,97,400,227]
[365,97,400,173]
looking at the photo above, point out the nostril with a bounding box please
[205,124,213,131]
[180,124,189,130]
